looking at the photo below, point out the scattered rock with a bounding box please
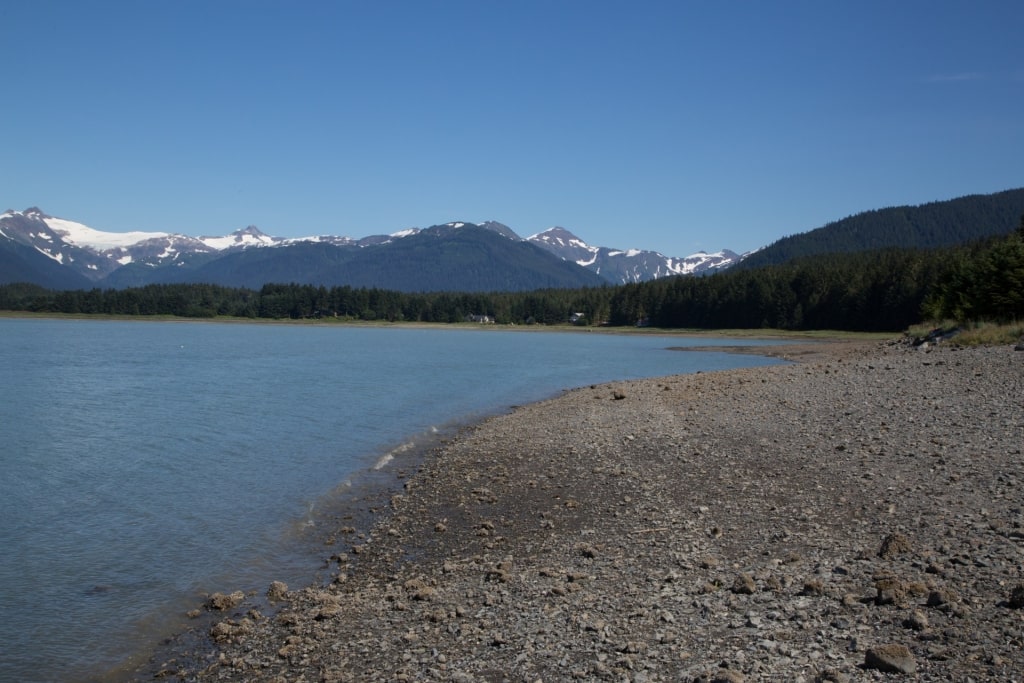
[315,603,341,620]
[266,581,288,602]
[731,573,756,594]
[1007,584,1024,608]
[209,621,237,643]
[874,577,907,606]
[815,668,850,683]
[878,532,913,559]
[927,587,958,607]
[864,643,916,674]
[404,578,437,601]
[484,559,513,583]
[206,591,245,611]
[144,344,1024,682]
[903,609,929,631]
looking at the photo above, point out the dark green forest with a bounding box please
[2,225,1021,331]
[739,188,1024,270]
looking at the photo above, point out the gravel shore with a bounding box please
[142,339,1024,682]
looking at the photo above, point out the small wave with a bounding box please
[372,429,439,471]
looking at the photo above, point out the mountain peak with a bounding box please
[532,226,584,242]
[527,227,741,281]
[478,221,521,241]
[193,225,277,251]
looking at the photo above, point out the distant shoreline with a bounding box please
[0,310,893,343]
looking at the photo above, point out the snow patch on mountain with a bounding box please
[281,234,359,247]
[43,214,169,250]
[389,228,420,239]
[199,226,278,250]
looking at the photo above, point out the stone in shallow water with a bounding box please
[267,581,288,602]
[206,590,245,611]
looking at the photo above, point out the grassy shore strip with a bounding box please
[4,307,1021,345]
[0,310,896,340]
[127,337,1024,682]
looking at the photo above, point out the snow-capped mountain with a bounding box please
[1,207,244,278]
[0,208,392,280]
[527,227,740,282]
[0,208,736,290]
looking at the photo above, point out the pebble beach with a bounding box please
[138,338,1024,682]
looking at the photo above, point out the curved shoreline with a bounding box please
[129,339,1024,681]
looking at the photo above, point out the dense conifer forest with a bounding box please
[2,222,1021,332]
[739,188,1024,270]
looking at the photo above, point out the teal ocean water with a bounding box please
[0,319,785,681]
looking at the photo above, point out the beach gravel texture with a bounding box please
[150,340,1024,682]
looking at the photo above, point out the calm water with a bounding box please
[0,319,786,681]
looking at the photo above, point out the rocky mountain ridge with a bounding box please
[0,208,737,290]
[527,226,740,282]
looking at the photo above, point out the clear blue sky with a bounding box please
[2,1,1022,256]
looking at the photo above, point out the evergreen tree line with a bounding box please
[2,227,1021,330]
[922,219,1024,322]
[739,188,1024,270]
[0,281,615,326]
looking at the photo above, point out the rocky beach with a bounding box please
[138,338,1023,682]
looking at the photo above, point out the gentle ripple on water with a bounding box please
[0,319,787,682]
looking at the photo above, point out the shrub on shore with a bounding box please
[907,320,1023,346]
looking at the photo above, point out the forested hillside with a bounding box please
[739,188,1024,269]
[924,220,1024,322]
[154,225,607,292]
[0,240,93,290]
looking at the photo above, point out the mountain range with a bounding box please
[0,208,738,291]
[5,188,1021,293]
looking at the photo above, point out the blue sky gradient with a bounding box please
[2,0,1022,255]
